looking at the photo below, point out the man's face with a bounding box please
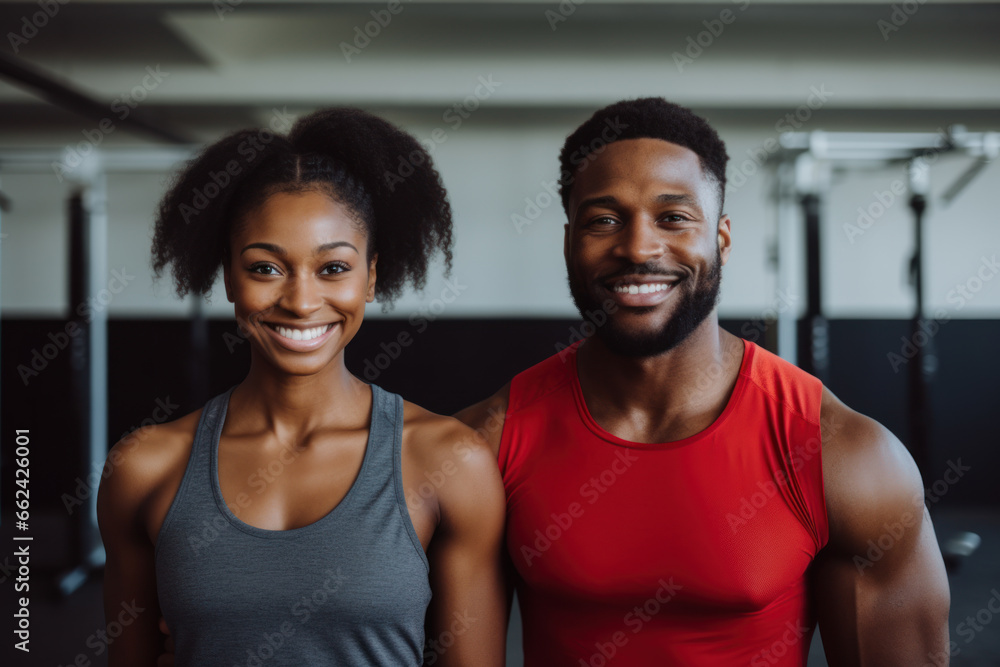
[563,138,731,358]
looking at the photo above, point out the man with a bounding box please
[456,97,951,665]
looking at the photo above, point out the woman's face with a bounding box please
[223,188,376,376]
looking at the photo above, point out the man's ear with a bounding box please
[717,215,733,266]
[366,252,378,303]
[563,222,571,266]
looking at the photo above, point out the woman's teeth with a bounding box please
[613,283,671,295]
[269,323,332,341]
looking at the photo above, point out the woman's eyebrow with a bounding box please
[240,241,359,256]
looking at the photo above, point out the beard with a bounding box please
[567,246,722,358]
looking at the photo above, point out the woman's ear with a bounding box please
[366,252,378,303]
[222,252,234,303]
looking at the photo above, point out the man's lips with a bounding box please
[603,275,681,307]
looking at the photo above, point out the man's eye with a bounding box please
[592,216,619,226]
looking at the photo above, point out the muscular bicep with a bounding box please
[97,441,165,667]
[815,394,950,666]
[425,435,507,667]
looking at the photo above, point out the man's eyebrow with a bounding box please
[575,193,701,217]
[656,193,699,207]
[240,241,359,256]
[575,195,619,216]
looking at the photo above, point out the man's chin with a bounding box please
[592,324,688,358]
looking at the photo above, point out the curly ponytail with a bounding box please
[150,107,454,308]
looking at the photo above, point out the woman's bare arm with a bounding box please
[96,435,173,666]
[410,417,508,667]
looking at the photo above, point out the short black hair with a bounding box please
[151,107,453,308]
[558,97,730,217]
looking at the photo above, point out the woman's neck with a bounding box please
[228,353,370,443]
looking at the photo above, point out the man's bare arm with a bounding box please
[814,388,950,666]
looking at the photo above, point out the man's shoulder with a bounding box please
[740,339,824,426]
[453,382,511,458]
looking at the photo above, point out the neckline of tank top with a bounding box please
[206,382,383,539]
[566,337,754,450]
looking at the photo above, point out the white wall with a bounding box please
[2,115,997,320]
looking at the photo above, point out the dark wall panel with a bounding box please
[3,316,998,521]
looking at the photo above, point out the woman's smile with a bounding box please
[262,320,340,351]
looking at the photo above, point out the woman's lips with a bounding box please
[263,322,339,352]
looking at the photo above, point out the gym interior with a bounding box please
[0,0,997,665]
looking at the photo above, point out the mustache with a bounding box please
[600,263,687,282]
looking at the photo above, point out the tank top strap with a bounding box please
[154,384,237,553]
[349,382,403,498]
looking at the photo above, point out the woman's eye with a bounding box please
[249,263,277,275]
[323,262,350,274]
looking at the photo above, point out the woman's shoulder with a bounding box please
[401,399,486,457]
[399,399,501,491]
[97,402,206,538]
[398,398,505,537]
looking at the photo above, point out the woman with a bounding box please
[96,108,507,666]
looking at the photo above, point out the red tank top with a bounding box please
[499,337,828,666]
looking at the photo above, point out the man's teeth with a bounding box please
[272,324,331,341]
[613,283,671,295]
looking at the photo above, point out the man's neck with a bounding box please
[575,318,745,444]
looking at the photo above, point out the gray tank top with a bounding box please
[155,383,431,666]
